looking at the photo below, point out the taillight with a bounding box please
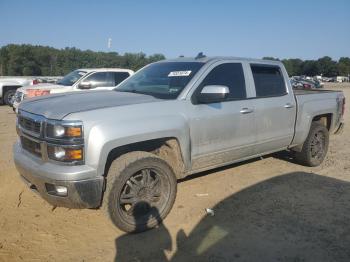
[32,79,39,85]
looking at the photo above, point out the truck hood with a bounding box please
[19,90,160,119]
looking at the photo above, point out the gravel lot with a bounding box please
[0,84,349,262]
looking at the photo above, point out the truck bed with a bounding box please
[292,88,344,147]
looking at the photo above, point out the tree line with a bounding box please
[0,44,165,76]
[0,44,349,77]
[263,56,350,77]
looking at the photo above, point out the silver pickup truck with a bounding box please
[13,56,345,233]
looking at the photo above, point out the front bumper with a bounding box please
[13,141,104,208]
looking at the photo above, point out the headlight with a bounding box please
[46,122,83,139]
[53,125,65,137]
[45,120,84,164]
[47,145,83,162]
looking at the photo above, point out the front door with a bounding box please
[189,62,256,171]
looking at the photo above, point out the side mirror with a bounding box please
[78,82,92,89]
[197,85,229,104]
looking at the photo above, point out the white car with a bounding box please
[13,68,134,111]
[0,77,39,106]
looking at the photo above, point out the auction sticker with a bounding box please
[168,70,192,77]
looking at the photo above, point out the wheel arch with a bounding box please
[292,113,332,152]
[102,137,188,180]
[3,85,22,94]
[312,113,332,130]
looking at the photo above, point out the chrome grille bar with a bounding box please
[17,111,45,138]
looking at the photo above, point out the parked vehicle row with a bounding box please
[290,76,323,90]
[13,56,345,233]
[321,76,349,83]
[13,68,134,112]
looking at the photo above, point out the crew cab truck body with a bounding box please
[13,57,345,233]
[0,77,38,105]
[12,68,134,111]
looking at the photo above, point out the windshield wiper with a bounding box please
[115,89,133,93]
[115,89,157,98]
[56,82,69,86]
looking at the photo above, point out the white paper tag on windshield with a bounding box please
[168,70,192,77]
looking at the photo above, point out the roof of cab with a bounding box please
[77,68,134,73]
[161,56,283,66]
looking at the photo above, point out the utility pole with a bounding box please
[108,38,112,51]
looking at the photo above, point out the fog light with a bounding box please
[45,183,68,197]
[55,186,68,196]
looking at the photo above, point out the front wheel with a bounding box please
[4,89,16,106]
[104,151,177,233]
[295,122,329,167]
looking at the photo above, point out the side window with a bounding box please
[251,65,286,97]
[114,72,130,86]
[83,72,114,88]
[199,63,246,100]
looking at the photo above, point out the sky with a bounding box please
[0,0,349,60]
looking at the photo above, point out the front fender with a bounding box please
[86,115,191,176]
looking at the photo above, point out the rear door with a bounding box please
[248,64,296,154]
[189,62,257,170]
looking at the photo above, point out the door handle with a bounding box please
[284,103,294,109]
[240,108,254,114]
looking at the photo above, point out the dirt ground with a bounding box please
[0,83,349,262]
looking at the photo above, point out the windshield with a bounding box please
[57,70,87,86]
[115,62,204,99]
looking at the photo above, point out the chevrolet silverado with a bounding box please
[13,56,345,233]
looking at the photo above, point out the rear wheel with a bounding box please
[4,89,16,106]
[295,122,329,166]
[104,151,177,233]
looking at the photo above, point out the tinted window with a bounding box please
[57,70,87,86]
[83,72,114,88]
[114,72,130,85]
[251,65,286,97]
[198,63,246,100]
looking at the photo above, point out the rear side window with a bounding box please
[114,72,130,85]
[199,63,246,100]
[251,65,286,97]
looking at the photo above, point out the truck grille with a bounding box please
[20,136,42,157]
[19,116,42,135]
